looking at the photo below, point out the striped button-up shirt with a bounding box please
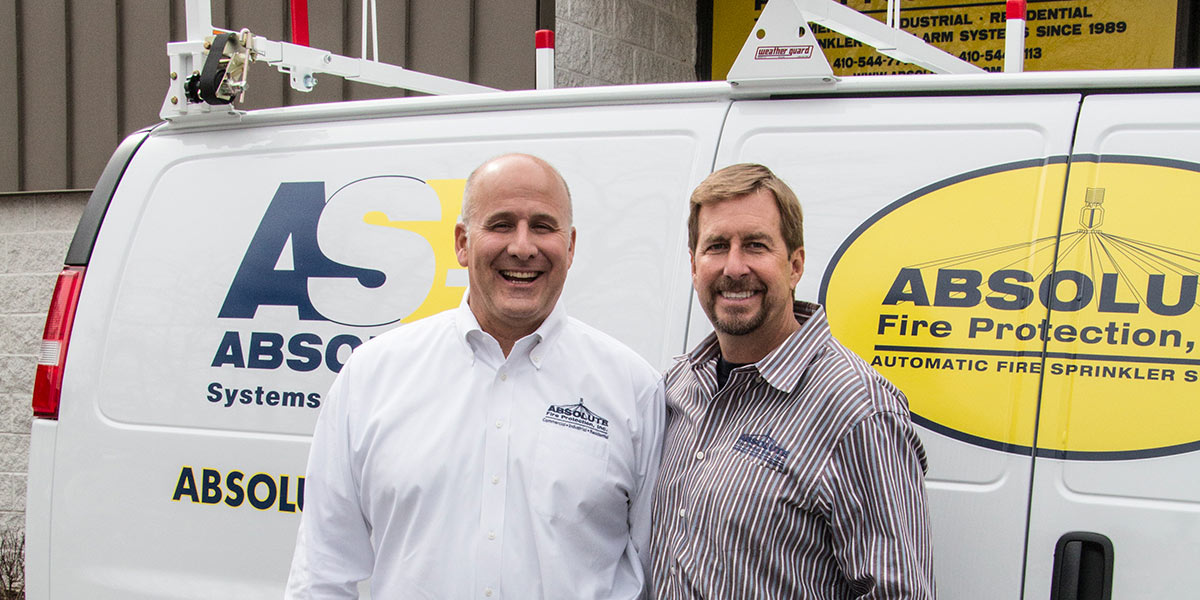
[651,301,935,599]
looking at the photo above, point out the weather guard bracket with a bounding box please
[727,0,986,93]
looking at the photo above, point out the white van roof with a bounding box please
[157,68,1200,134]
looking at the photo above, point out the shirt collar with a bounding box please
[454,296,566,370]
[687,300,830,394]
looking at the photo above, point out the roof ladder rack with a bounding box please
[162,0,495,122]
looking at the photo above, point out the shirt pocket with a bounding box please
[530,424,618,521]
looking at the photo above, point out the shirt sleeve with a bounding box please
[285,364,375,599]
[627,375,667,594]
[821,410,937,600]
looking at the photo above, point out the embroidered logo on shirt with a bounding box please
[543,400,610,439]
[733,433,789,471]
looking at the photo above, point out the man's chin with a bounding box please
[493,298,554,323]
[712,310,765,337]
[715,323,760,337]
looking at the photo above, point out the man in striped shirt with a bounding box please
[651,163,935,599]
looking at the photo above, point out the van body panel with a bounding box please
[23,420,56,599]
[34,100,726,597]
[715,93,1083,599]
[1024,92,1200,599]
[26,74,1200,599]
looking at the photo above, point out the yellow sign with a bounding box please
[711,0,1178,78]
[822,157,1200,459]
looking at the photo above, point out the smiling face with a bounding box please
[455,155,575,348]
[691,188,804,362]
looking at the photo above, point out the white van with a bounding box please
[25,7,1200,600]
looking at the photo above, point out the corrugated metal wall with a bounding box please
[0,0,547,194]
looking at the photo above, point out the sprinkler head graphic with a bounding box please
[1080,187,1105,230]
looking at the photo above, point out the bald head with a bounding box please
[461,153,572,227]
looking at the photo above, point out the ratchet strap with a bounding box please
[198,32,236,105]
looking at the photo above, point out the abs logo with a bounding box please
[221,176,467,326]
[211,176,467,375]
[822,155,1200,460]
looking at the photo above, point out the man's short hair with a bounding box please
[460,153,573,226]
[687,163,804,254]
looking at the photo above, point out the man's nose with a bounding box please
[507,223,538,259]
[722,245,751,277]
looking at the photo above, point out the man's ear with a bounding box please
[790,246,805,288]
[565,227,577,268]
[454,222,469,267]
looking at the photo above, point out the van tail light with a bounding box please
[32,267,85,419]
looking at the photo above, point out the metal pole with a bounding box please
[371,0,380,61]
[536,30,555,90]
[186,0,213,42]
[290,0,310,46]
[1005,0,1026,72]
[361,0,369,59]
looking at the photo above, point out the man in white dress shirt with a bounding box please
[286,153,665,599]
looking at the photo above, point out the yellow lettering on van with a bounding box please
[362,178,468,323]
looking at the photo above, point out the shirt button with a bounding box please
[488,531,496,540]
[492,475,500,485]
[694,450,705,461]
[499,372,507,381]
[484,588,494,597]
[678,508,687,518]
[495,421,503,429]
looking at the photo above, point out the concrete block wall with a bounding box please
[0,192,89,536]
[556,0,698,87]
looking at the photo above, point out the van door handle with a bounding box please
[1050,532,1113,600]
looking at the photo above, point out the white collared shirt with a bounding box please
[287,302,665,599]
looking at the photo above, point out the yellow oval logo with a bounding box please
[821,156,1200,460]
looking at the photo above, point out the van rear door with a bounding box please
[713,92,1082,599]
[1023,91,1200,600]
[32,96,726,598]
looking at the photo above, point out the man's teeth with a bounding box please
[722,291,754,299]
[503,271,538,280]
